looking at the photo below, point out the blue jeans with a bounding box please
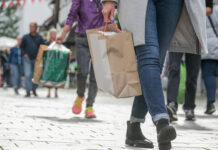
[130,0,184,123]
[11,64,22,89]
[201,60,218,103]
[23,58,37,93]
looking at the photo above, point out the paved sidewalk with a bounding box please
[0,88,218,150]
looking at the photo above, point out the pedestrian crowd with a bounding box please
[0,0,218,150]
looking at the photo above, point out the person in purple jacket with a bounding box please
[57,0,103,118]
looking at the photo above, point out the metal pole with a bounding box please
[55,0,60,27]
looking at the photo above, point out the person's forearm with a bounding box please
[61,25,71,38]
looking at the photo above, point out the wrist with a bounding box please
[102,0,117,4]
[103,1,116,5]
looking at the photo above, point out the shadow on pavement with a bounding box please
[195,114,218,119]
[172,121,213,131]
[177,114,218,119]
[26,116,105,124]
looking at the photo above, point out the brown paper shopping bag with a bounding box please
[33,45,48,85]
[86,24,142,98]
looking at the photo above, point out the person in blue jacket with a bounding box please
[8,36,23,95]
[20,22,44,97]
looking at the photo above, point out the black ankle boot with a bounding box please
[125,121,154,148]
[205,102,216,115]
[156,119,176,150]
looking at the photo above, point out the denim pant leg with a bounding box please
[183,54,201,110]
[23,58,32,93]
[130,0,184,123]
[167,52,183,109]
[11,64,19,89]
[201,60,217,103]
[31,59,38,91]
[130,95,148,123]
[86,64,98,107]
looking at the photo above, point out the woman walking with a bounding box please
[102,0,207,149]
[202,3,218,115]
[57,0,103,118]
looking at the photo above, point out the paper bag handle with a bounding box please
[48,42,70,52]
[102,20,121,33]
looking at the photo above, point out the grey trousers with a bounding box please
[167,52,201,110]
[75,33,98,107]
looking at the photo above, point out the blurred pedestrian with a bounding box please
[46,29,58,98]
[0,51,3,87]
[202,2,218,115]
[1,49,10,88]
[102,0,207,149]
[8,36,23,95]
[167,53,200,122]
[20,22,44,97]
[166,0,213,122]
[56,0,103,119]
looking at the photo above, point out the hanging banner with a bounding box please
[0,0,42,7]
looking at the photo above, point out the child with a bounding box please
[56,0,103,118]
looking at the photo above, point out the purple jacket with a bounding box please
[65,0,104,34]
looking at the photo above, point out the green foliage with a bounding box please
[0,0,20,38]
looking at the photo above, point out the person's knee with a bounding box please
[169,65,180,76]
[77,72,88,79]
[24,71,32,79]
[186,73,198,84]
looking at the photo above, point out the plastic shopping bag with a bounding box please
[33,42,72,88]
[178,62,186,104]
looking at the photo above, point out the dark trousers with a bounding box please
[75,34,98,107]
[167,52,201,110]
[201,60,218,103]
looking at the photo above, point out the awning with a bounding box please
[0,36,16,50]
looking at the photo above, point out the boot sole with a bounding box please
[205,109,216,115]
[167,106,178,122]
[159,142,171,150]
[85,116,96,119]
[125,139,154,148]
[158,126,177,144]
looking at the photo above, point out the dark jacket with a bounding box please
[20,33,44,60]
[8,46,22,65]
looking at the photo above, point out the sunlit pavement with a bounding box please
[0,88,218,150]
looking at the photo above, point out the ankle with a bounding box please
[77,95,85,99]
[156,119,169,133]
[208,101,215,105]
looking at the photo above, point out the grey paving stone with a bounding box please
[0,88,218,150]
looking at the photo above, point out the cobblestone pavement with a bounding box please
[0,88,218,150]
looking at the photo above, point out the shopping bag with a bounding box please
[86,24,142,98]
[33,45,48,85]
[33,42,72,88]
[178,62,186,104]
